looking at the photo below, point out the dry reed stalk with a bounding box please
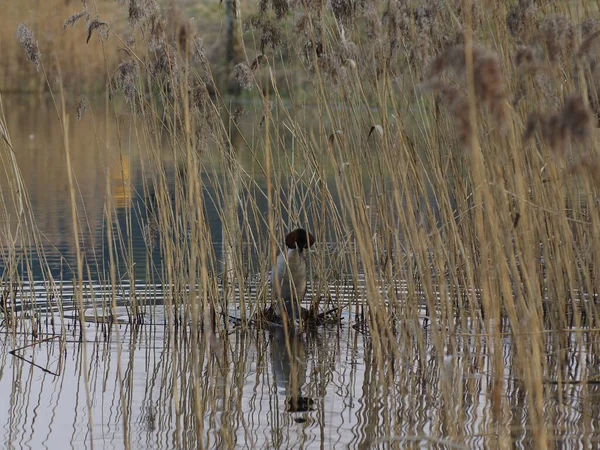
[5,0,600,447]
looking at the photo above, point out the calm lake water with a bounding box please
[0,95,269,281]
[2,96,600,449]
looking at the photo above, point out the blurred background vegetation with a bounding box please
[1,0,234,93]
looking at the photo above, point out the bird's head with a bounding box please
[285,228,315,253]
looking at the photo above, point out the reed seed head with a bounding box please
[261,20,283,53]
[113,59,138,105]
[233,63,254,90]
[232,105,247,124]
[246,16,284,54]
[581,18,600,41]
[193,37,207,66]
[506,0,536,41]
[363,2,381,40]
[540,14,574,63]
[260,0,289,20]
[577,19,600,60]
[524,94,592,154]
[437,83,472,145]
[143,220,158,250]
[190,82,211,116]
[331,0,355,26]
[76,96,87,121]
[259,0,268,14]
[147,13,166,52]
[273,0,289,18]
[514,46,536,68]
[427,44,507,128]
[63,10,90,30]
[86,17,109,44]
[16,24,41,72]
[578,29,600,59]
[561,94,593,142]
[128,0,160,27]
[382,0,410,57]
[151,44,178,79]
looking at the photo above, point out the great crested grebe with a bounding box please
[270,228,315,322]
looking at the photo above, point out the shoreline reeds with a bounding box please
[2,1,600,448]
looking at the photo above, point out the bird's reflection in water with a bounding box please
[270,327,315,417]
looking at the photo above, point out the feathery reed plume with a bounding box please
[146,13,165,51]
[314,38,358,83]
[247,17,284,54]
[540,14,574,63]
[578,19,600,64]
[293,8,326,73]
[190,82,211,116]
[233,63,254,90]
[330,64,349,86]
[86,17,109,44]
[112,59,138,105]
[331,0,356,26]
[441,31,465,51]
[193,37,207,66]
[273,0,289,18]
[232,105,246,124]
[582,18,600,38]
[128,0,159,27]
[300,38,323,60]
[16,24,41,72]
[63,10,90,30]
[578,30,600,58]
[524,94,592,154]
[363,1,381,40]
[260,0,289,19]
[76,96,87,121]
[513,46,549,78]
[260,99,274,128]
[381,0,410,58]
[506,0,536,41]
[259,0,267,14]
[411,3,438,62]
[151,43,177,78]
[435,84,472,144]
[512,46,549,105]
[144,219,159,250]
[385,0,443,66]
[426,44,508,133]
[515,46,536,68]
[577,20,600,125]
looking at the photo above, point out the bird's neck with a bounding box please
[287,247,304,261]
